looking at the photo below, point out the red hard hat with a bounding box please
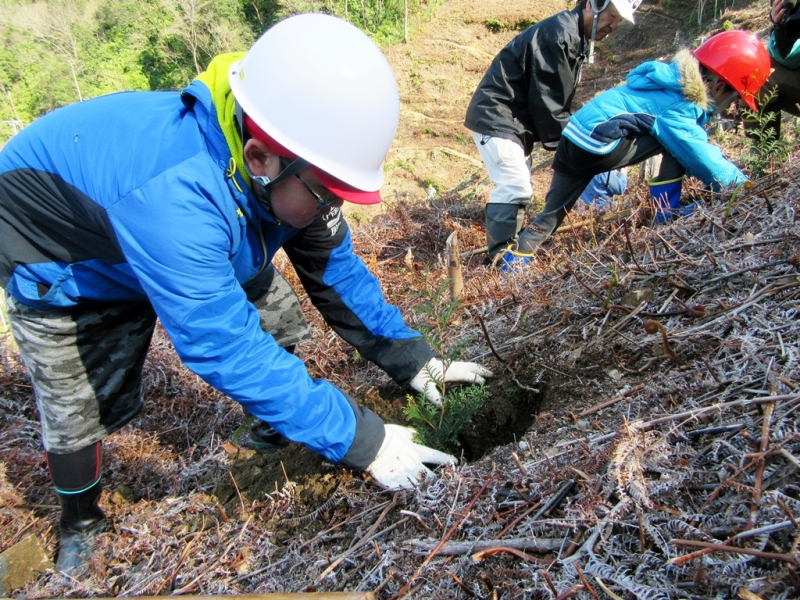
[693,31,771,111]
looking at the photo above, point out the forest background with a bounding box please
[0,0,443,142]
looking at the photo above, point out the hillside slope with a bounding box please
[380,0,561,205]
[1,1,798,599]
[376,0,728,211]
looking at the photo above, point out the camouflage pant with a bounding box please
[6,265,310,453]
[243,265,311,349]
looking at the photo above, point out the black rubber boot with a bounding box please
[516,225,550,254]
[56,480,105,577]
[249,421,291,451]
[485,203,526,259]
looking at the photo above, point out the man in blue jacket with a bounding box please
[0,14,491,577]
[507,30,772,257]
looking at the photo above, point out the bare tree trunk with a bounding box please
[446,232,464,301]
[0,82,21,123]
[69,63,83,102]
[188,0,202,74]
[166,0,212,75]
[44,1,85,101]
[404,0,408,43]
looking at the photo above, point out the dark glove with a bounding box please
[541,140,559,152]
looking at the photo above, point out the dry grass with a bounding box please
[1,143,799,597]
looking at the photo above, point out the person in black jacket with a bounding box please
[744,0,800,140]
[465,0,641,261]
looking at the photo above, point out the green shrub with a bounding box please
[403,275,486,452]
[741,88,789,178]
[403,384,488,451]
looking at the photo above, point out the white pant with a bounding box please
[472,132,533,205]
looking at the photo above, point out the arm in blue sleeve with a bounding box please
[607,170,628,196]
[283,207,436,386]
[654,105,747,189]
[106,164,381,465]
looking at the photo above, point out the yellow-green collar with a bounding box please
[195,52,250,187]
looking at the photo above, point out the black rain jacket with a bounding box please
[464,5,588,155]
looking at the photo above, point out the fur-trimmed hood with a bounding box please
[626,49,710,110]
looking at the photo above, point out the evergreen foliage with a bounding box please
[403,384,487,451]
[402,274,488,452]
[0,0,445,144]
[740,87,791,178]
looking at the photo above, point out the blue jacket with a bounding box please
[0,73,434,470]
[563,49,747,189]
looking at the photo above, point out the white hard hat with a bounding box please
[591,0,641,23]
[229,14,400,204]
[610,0,642,23]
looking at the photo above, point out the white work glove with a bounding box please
[366,425,457,490]
[409,357,493,406]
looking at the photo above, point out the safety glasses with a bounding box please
[280,158,339,211]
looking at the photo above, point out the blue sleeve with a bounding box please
[580,171,627,205]
[607,170,628,195]
[283,208,436,387]
[105,157,379,466]
[653,104,747,189]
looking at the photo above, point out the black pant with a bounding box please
[531,135,686,234]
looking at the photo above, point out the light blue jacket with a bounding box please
[563,49,747,189]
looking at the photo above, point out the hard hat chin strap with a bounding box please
[711,91,740,116]
[588,0,611,64]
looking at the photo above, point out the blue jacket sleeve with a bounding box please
[607,170,628,196]
[653,103,747,189]
[283,207,436,387]
[105,157,382,468]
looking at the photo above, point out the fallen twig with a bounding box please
[579,385,645,417]
[670,539,800,565]
[406,537,563,556]
[388,476,493,600]
[318,494,401,581]
[471,545,553,565]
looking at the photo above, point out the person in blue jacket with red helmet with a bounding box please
[0,14,491,577]
[503,30,772,260]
